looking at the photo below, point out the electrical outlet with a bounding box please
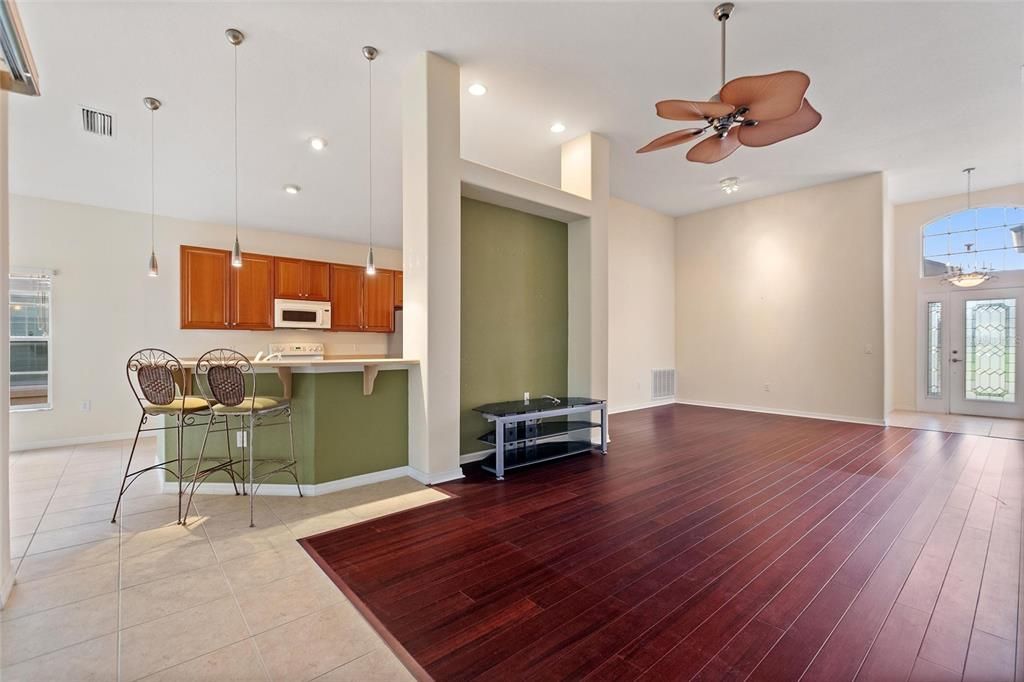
[236,431,247,447]
[524,391,530,403]
[80,400,91,412]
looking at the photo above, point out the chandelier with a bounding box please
[942,168,994,288]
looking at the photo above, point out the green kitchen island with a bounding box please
[160,358,417,492]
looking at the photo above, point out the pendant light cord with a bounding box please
[233,44,239,241]
[367,54,373,250]
[150,107,155,252]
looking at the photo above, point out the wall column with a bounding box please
[0,91,12,605]
[561,134,610,417]
[401,52,463,482]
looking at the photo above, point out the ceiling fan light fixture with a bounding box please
[720,177,740,194]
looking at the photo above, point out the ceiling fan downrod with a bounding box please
[714,3,734,88]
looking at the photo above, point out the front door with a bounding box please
[948,288,1024,418]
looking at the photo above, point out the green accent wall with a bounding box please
[164,369,407,485]
[460,197,569,454]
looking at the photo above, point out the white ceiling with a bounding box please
[10,2,1024,248]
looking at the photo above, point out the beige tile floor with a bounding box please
[2,437,450,681]
[887,409,1024,439]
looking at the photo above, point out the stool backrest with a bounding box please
[127,349,183,409]
[195,349,254,409]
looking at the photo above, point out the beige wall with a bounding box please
[608,197,675,412]
[9,195,401,450]
[675,173,887,424]
[891,182,1024,411]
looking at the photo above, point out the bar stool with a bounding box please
[114,348,238,524]
[184,348,301,527]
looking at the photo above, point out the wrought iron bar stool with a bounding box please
[184,348,301,527]
[114,349,239,524]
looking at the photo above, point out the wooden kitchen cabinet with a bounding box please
[395,271,403,308]
[330,264,364,331]
[329,265,395,333]
[364,270,395,332]
[180,245,273,330]
[275,257,330,301]
[181,246,230,329]
[231,253,275,330]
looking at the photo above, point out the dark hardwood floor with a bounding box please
[300,404,1024,681]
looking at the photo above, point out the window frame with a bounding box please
[920,204,1024,280]
[9,270,53,413]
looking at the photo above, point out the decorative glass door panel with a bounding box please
[949,289,1024,418]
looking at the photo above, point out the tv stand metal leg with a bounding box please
[495,417,505,480]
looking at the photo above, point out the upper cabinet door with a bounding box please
[231,253,275,330]
[395,271,404,308]
[181,246,230,329]
[364,270,396,333]
[330,264,363,331]
[274,257,306,299]
[304,261,331,301]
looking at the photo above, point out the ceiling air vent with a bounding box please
[79,106,114,137]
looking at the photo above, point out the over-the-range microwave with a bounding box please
[274,299,332,329]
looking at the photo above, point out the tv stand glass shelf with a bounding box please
[473,396,608,480]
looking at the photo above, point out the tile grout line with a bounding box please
[10,447,76,578]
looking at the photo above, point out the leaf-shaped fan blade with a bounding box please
[720,70,810,121]
[655,99,735,121]
[636,128,704,153]
[738,100,821,148]
[685,132,742,164]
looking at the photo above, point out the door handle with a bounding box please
[951,358,962,363]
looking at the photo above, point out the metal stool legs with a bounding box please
[111,413,185,524]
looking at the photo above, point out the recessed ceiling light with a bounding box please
[309,137,327,151]
[550,122,566,133]
[283,184,301,195]
[468,83,487,97]
[719,177,740,194]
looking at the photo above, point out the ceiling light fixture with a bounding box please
[144,96,161,277]
[226,28,244,268]
[550,122,566,133]
[283,184,301,195]
[942,167,994,288]
[720,176,740,194]
[363,45,378,276]
[468,83,487,96]
[309,136,327,151]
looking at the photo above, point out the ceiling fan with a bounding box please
[637,2,821,164]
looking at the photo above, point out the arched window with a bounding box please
[922,206,1024,277]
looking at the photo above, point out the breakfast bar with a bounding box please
[163,350,419,492]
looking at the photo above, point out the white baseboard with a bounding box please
[13,431,157,452]
[460,449,493,465]
[609,399,675,415]
[675,399,886,427]
[161,465,413,497]
[406,466,465,485]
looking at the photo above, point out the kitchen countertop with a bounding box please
[178,356,418,368]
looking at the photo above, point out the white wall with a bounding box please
[891,182,1024,411]
[9,194,401,450]
[608,197,675,412]
[675,173,887,424]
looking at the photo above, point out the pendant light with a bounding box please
[227,28,244,268]
[143,96,161,277]
[942,167,994,288]
[363,45,378,275]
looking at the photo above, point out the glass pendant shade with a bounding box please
[147,250,159,277]
[948,271,990,288]
[366,246,376,275]
[231,236,243,268]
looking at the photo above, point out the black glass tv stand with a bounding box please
[473,397,608,480]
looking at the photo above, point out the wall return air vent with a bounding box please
[651,368,676,400]
[80,106,114,137]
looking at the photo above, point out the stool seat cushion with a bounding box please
[144,396,211,415]
[212,396,289,414]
